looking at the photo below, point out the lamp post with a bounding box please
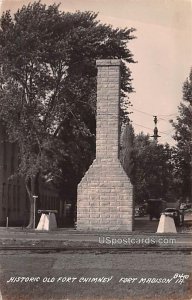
[33,195,38,229]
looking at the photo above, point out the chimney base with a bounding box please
[77,158,133,231]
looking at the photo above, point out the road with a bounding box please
[0,251,191,300]
[1,228,192,251]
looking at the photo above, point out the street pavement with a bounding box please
[0,214,191,251]
[0,214,191,299]
[0,228,192,252]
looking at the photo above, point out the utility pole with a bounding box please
[150,116,162,197]
[151,116,161,141]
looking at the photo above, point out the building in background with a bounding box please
[0,124,61,227]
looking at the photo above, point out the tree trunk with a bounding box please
[25,173,40,229]
[190,107,192,203]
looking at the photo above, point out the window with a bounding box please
[2,183,6,208]
[8,184,11,212]
[3,141,7,171]
[13,185,16,210]
[17,185,20,212]
[11,144,15,173]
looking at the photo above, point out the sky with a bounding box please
[1,0,192,145]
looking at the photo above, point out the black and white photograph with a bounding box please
[0,0,191,299]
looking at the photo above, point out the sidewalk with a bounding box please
[0,213,192,251]
[0,226,192,252]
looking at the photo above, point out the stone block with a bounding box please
[36,213,57,231]
[77,59,133,231]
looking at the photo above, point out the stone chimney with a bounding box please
[77,59,133,231]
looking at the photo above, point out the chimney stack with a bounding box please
[77,59,133,231]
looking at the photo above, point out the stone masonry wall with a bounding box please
[77,59,133,231]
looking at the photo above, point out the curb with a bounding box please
[0,245,192,253]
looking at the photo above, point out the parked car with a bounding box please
[135,207,145,217]
[147,199,166,220]
[162,208,184,226]
[180,203,187,210]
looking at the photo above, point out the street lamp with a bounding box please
[33,195,38,229]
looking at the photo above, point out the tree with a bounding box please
[171,69,192,201]
[131,133,175,204]
[0,2,135,227]
[120,123,135,181]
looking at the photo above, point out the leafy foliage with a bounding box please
[120,123,135,181]
[122,132,176,204]
[171,69,192,200]
[0,2,135,226]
